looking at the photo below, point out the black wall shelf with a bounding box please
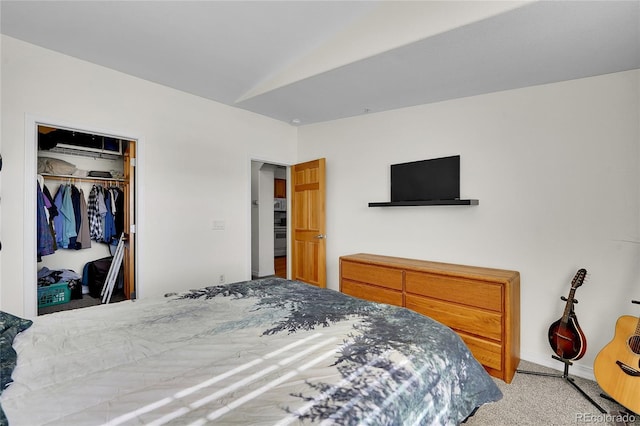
[368,199,479,207]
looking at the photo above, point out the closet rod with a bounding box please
[40,173,125,184]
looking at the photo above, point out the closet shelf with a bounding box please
[40,173,125,183]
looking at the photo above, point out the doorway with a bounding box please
[249,157,326,287]
[250,161,288,279]
[24,117,140,318]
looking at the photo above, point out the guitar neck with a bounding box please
[560,287,578,325]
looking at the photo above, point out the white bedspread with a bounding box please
[1,278,501,425]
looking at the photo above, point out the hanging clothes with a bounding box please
[62,185,77,247]
[102,187,116,244]
[42,184,58,224]
[42,183,58,252]
[111,187,125,238]
[36,180,55,260]
[52,185,65,248]
[88,185,104,242]
[69,185,81,249]
[53,184,77,249]
[76,188,92,249]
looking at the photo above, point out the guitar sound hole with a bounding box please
[628,335,640,355]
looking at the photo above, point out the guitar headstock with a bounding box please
[571,268,587,289]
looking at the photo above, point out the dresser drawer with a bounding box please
[341,261,403,291]
[342,280,403,307]
[457,331,503,371]
[339,253,519,383]
[405,271,503,312]
[406,294,503,341]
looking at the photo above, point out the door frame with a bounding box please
[248,156,291,280]
[23,114,144,318]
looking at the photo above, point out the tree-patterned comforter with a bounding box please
[1,278,501,425]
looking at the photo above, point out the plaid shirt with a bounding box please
[87,185,103,241]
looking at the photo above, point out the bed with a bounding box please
[1,277,501,425]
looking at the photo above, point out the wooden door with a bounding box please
[123,141,136,299]
[291,158,326,287]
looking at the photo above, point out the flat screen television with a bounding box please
[391,155,460,202]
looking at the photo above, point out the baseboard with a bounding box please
[252,270,276,278]
[520,351,595,381]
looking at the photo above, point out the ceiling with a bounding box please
[1,1,639,126]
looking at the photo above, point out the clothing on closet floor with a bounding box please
[37,267,83,300]
[37,266,81,285]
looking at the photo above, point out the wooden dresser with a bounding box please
[340,253,520,383]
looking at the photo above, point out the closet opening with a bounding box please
[36,125,137,315]
[250,161,288,280]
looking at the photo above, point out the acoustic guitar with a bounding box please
[594,309,640,414]
[547,268,587,361]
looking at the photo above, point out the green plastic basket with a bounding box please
[38,282,71,308]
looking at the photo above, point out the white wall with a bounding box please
[297,69,640,379]
[0,36,297,317]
